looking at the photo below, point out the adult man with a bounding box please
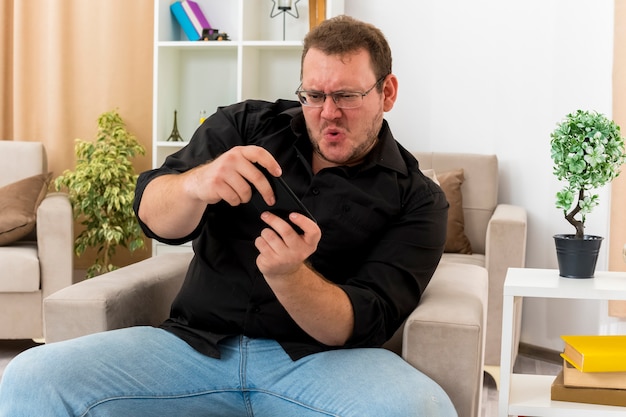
[0,15,455,416]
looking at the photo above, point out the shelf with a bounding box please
[505,268,626,299]
[157,41,238,49]
[499,269,626,416]
[156,141,189,147]
[508,374,626,417]
[157,41,303,49]
[152,0,343,254]
[154,242,193,257]
[241,41,303,48]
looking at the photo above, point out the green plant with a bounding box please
[550,109,626,238]
[55,110,146,277]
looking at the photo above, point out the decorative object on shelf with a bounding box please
[54,110,146,278]
[550,109,626,278]
[308,0,326,29]
[201,28,229,41]
[167,110,184,142]
[270,0,301,40]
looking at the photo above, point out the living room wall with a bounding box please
[346,0,624,350]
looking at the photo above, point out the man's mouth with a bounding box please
[323,127,344,141]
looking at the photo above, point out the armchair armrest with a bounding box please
[402,263,488,417]
[37,192,75,298]
[484,203,527,365]
[485,203,527,278]
[44,252,193,343]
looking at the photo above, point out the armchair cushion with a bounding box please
[437,168,472,254]
[0,243,40,292]
[0,172,51,245]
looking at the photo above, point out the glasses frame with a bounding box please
[295,75,388,109]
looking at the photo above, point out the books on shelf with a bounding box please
[170,1,198,40]
[560,334,626,373]
[181,0,211,35]
[170,1,211,41]
[562,359,626,390]
[551,371,626,407]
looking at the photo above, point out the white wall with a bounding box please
[344,0,618,350]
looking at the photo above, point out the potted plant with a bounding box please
[550,109,626,278]
[55,110,146,278]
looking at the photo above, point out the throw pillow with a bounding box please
[437,168,472,254]
[0,173,52,246]
[420,169,440,186]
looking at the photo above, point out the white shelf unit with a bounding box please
[152,0,343,255]
[499,268,626,417]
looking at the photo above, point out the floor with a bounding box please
[1,339,561,416]
[0,339,41,381]
[481,353,562,417]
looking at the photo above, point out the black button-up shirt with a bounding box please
[134,99,448,360]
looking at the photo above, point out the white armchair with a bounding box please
[413,152,528,386]
[0,141,76,340]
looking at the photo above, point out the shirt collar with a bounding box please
[365,120,408,176]
[285,107,408,177]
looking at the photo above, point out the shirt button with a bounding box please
[342,204,351,213]
[252,305,261,313]
[311,187,320,195]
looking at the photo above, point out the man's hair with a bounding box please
[301,15,392,91]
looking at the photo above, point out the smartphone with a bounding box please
[249,164,316,234]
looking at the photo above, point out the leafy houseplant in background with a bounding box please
[550,109,626,278]
[55,110,146,278]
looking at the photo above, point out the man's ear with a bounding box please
[382,74,398,112]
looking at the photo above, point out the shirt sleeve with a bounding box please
[339,179,449,348]
[133,99,302,245]
[133,103,247,244]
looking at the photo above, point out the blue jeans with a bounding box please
[0,327,456,417]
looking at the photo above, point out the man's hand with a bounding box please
[185,145,281,207]
[255,211,321,277]
[255,212,354,346]
[138,145,281,239]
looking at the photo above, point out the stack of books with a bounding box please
[170,0,212,41]
[551,335,626,407]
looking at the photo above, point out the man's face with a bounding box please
[300,48,396,170]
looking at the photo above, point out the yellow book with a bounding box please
[560,335,626,373]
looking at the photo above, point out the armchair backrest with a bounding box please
[0,141,47,187]
[413,152,498,254]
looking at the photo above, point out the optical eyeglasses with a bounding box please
[295,75,387,109]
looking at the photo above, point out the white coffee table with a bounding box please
[499,267,626,417]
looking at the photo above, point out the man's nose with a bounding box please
[320,96,341,119]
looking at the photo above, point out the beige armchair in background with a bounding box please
[413,152,528,387]
[0,141,75,340]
